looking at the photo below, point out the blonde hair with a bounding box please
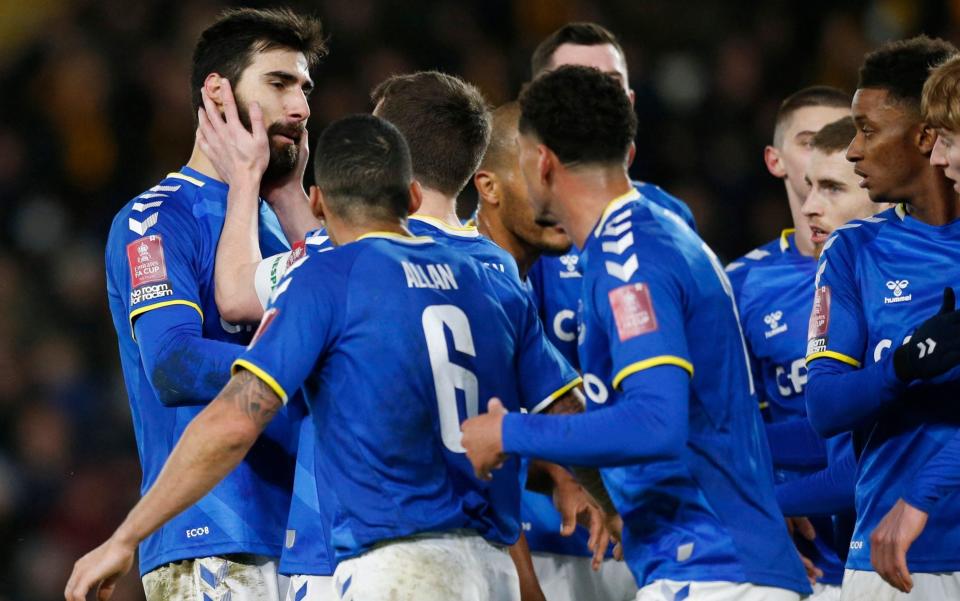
[922,55,960,131]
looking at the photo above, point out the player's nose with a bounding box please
[845,135,863,163]
[287,91,311,123]
[802,191,824,217]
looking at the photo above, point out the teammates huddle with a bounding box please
[63,7,960,601]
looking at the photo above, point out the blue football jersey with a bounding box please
[526,181,695,374]
[633,180,697,232]
[104,167,297,575]
[527,250,583,370]
[806,205,960,572]
[577,189,809,592]
[235,234,580,561]
[277,223,544,574]
[726,229,801,300]
[738,256,845,585]
[408,215,521,282]
[739,256,817,421]
[520,181,694,558]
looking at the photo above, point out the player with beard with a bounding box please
[473,101,637,601]
[803,36,960,599]
[87,8,324,601]
[462,65,811,601]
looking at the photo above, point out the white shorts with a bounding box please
[286,575,336,601]
[331,532,520,601]
[532,552,637,601]
[841,568,960,601]
[635,578,802,601]
[810,582,842,601]
[142,554,283,601]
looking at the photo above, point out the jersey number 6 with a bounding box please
[422,305,479,453]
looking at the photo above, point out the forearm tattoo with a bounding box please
[223,369,283,429]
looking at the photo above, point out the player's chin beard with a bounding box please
[235,98,302,184]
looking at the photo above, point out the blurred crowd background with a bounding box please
[0,0,956,598]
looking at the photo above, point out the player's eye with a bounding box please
[271,81,285,90]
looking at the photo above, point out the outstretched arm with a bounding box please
[64,370,282,601]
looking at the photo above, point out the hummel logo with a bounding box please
[917,338,937,358]
[884,280,912,304]
[558,254,581,279]
[763,310,788,338]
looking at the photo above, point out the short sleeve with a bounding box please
[592,249,692,390]
[118,203,204,332]
[233,257,341,404]
[805,234,867,368]
[513,290,581,414]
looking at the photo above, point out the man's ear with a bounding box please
[408,180,424,215]
[626,142,637,168]
[308,185,325,221]
[203,73,226,110]
[474,170,501,208]
[538,144,556,188]
[764,145,787,178]
[918,123,939,155]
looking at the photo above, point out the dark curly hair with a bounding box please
[858,35,957,107]
[518,65,636,165]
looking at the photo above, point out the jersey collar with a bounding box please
[779,228,796,254]
[172,166,227,191]
[409,214,481,238]
[356,231,434,244]
[592,188,642,239]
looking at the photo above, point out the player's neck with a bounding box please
[559,168,633,250]
[411,185,461,227]
[904,168,960,226]
[785,185,815,257]
[475,208,539,278]
[185,143,227,184]
[330,219,411,245]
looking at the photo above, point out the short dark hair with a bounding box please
[530,22,624,78]
[313,115,412,222]
[479,101,521,172]
[811,116,856,154]
[858,35,957,108]
[371,71,491,197]
[519,65,636,166]
[773,86,851,147]
[191,7,327,113]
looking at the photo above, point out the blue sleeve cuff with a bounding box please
[502,412,527,456]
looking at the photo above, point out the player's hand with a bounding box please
[871,498,928,593]
[461,398,508,480]
[785,516,816,542]
[893,287,960,382]
[552,476,611,570]
[64,535,136,601]
[607,513,624,561]
[196,80,269,186]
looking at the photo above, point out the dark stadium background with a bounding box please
[0,0,954,599]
